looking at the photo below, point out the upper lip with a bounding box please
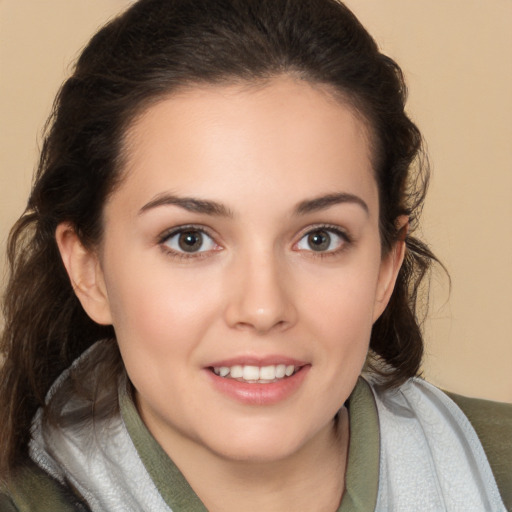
[206,355,308,368]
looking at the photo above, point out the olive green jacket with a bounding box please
[1,379,511,511]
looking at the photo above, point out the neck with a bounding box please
[161,407,350,512]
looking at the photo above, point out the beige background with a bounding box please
[1,1,511,402]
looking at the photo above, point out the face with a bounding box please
[73,77,401,464]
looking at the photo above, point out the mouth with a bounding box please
[210,364,300,383]
[205,360,310,405]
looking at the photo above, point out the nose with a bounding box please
[224,250,297,334]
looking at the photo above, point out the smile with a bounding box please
[206,363,310,405]
[211,364,298,383]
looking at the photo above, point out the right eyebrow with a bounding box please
[294,192,369,216]
[139,193,234,217]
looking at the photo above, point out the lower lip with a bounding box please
[204,366,310,405]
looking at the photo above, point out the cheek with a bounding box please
[103,256,222,358]
[300,256,382,360]
[304,257,381,323]
[104,263,224,405]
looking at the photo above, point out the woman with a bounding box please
[0,0,510,510]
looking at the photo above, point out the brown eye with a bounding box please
[163,228,217,254]
[296,227,348,253]
[178,231,203,252]
[307,231,331,251]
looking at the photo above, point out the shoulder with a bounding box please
[445,390,512,511]
[0,459,90,512]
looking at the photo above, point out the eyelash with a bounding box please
[294,224,352,258]
[158,225,220,261]
[157,223,353,261]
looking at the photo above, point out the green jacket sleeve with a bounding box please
[447,391,512,511]
[0,460,90,512]
[0,494,18,512]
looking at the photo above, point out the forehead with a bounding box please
[113,76,377,216]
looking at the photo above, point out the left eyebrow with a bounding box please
[139,193,234,217]
[294,192,369,216]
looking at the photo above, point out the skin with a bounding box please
[57,76,405,511]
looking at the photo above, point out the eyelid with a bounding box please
[293,224,352,254]
[158,224,212,243]
[295,223,351,241]
[158,224,222,258]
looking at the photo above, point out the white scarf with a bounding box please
[29,350,506,511]
[30,373,171,511]
[370,378,506,511]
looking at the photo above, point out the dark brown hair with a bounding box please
[1,0,438,475]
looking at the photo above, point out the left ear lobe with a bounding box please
[55,223,113,325]
[373,218,408,322]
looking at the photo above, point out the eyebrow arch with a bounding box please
[139,193,233,217]
[294,192,369,216]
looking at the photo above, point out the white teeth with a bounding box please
[230,365,243,378]
[259,365,276,380]
[212,364,298,382]
[243,365,260,381]
[275,364,286,378]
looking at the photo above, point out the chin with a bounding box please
[199,418,331,465]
